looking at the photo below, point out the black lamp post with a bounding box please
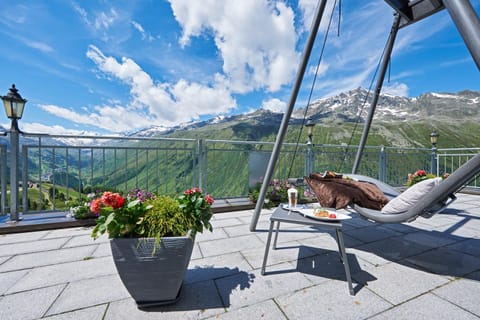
[430,131,439,175]
[2,84,27,222]
[304,117,315,175]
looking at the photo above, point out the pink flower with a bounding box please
[205,194,214,205]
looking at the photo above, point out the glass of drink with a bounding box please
[287,187,298,208]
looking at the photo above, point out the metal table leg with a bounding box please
[272,221,280,250]
[336,228,354,295]
[261,220,275,275]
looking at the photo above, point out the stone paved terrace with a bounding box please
[0,193,479,320]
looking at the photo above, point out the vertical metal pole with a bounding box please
[352,13,401,174]
[444,0,480,69]
[250,0,328,231]
[9,119,20,221]
[431,144,438,175]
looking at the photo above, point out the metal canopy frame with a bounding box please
[250,0,480,231]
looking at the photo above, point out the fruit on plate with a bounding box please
[328,213,337,219]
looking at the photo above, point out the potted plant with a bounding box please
[90,188,214,308]
[407,169,450,187]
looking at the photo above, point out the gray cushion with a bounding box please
[381,177,442,214]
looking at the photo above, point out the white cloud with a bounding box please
[261,98,286,113]
[131,21,154,41]
[94,8,118,31]
[168,0,300,93]
[35,45,237,132]
[383,82,409,96]
[25,40,54,53]
[21,121,101,136]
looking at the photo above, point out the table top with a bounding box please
[271,205,344,228]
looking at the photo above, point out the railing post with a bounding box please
[379,146,386,182]
[431,145,438,176]
[9,123,20,221]
[1,145,6,215]
[22,145,28,213]
[197,139,203,191]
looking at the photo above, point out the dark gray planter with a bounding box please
[110,231,194,308]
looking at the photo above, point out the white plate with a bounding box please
[282,204,308,210]
[299,208,351,221]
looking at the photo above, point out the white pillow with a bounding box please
[381,177,442,214]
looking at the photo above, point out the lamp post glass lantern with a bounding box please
[2,84,27,129]
[2,84,27,222]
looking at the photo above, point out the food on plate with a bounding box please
[313,208,329,217]
[313,207,337,219]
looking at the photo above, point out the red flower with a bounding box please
[101,192,125,209]
[185,187,202,195]
[414,169,427,177]
[205,194,214,205]
[90,198,102,214]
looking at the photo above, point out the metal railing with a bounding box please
[437,148,480,188]
[0,132,478,216]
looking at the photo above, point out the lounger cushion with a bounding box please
[381,177,442,214]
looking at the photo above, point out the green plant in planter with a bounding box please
[142,195,192,238]
[90,188,214,249]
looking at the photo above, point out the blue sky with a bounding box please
[0,0,479,135]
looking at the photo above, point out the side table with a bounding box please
[261,205,354,295]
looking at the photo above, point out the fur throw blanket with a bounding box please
[305,173,389,210]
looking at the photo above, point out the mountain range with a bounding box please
[133,87,480,149]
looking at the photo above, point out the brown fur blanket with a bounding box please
[305,173,389,210]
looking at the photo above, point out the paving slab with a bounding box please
[276,279,392,320]
[446,237,480,256]
[0,245,97,272]
[0,237,70,257]
[6,256,117,294]
[405,247,480,278]
[91,242,111,258]
[0,230,50,245]
[353,261,449,305]
[43,304,107,320]
[195,228,229,242]
[0,269,28,295]
[370,293,479,320]
[43,227,94,239]
[0,284,65,320]
[210,217,244,229]
[46,274,129,316]
[243,239,319,270]
[198,234,264,257]
[433,270,480,316]
[344,225,403,244]
[62,234,109,248]
[205,299,287,319]
[216,264,312,311]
